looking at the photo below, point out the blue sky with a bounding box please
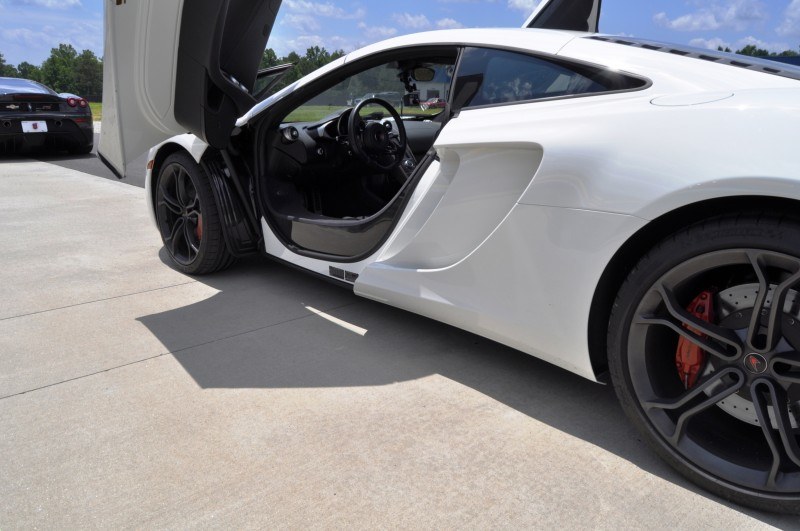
[1,0,799,66]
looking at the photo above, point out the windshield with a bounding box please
[0,77,56,95]
[282,60,454,123]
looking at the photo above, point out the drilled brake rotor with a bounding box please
[703,283,800,428]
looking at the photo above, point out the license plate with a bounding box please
[22,121,48,133]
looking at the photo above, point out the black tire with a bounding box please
[155,152,235,275]
[609,214,800,514]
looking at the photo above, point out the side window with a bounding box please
[281,60,455,124]
[452,47,647,110]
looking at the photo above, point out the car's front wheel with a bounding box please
[609,214,800,513]
[155,152,235,275]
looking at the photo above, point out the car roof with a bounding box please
[586,35,800,82]
[240,26,800,128]
[0,77,56,95]
[344,28,588,64]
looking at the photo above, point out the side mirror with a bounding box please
[413,67,436,82]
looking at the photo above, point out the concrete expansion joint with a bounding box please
[0,280,199,322]
[0,301,362,402]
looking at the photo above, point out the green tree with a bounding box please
[0,52,18,77]
[735,44,800,57]
[277,46,346,84]
[16,61,41,81]
[280,51,303,85]
[40,43,78,92]
[259,48,279,69]
[716,45,733,53]
[254,46,347,101]
[736,44,771,56]
[73,49,102,100]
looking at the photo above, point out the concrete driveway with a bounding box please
[0,156,796,528]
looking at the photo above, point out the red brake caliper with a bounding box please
[675,290,715,388]
[195,214,203,241]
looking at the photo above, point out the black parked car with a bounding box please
[0,77,93,155]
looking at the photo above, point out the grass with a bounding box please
[89,102,102,122]
[283,104,443,123]
[283,105,344,123]
[83,101,436,125]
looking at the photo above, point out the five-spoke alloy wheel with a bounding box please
[610,215,800,513]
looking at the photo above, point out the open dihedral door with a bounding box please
[99,0,282,177]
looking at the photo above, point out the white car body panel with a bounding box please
[144,134,210,228]
[516,87,800,218]
[355,205,645,381]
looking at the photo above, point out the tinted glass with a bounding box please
[283,60,454,123]
[453,47,645,109]
[0,77,55,95]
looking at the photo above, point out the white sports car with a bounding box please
[100,0,800,513]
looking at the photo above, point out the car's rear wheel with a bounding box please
[155,152,235,275]
[609,214,800,513]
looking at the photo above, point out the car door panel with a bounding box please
[99,0,184,178]
[99,0,281,177]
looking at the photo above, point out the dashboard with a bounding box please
[272,107,442,178]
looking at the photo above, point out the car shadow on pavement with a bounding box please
[0,152,42,161]
[138,251,796,527]
[33,151,96,162]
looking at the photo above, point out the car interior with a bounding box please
[255,49,459,258]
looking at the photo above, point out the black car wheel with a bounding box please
[609,214,800,513]
[155,152,235,275]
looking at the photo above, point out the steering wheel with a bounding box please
[347,98,407,172]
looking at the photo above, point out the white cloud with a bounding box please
[284,0,365,20]
[283,13,321,32]
[735,35,793,53]
[1,19,101,57]
[688,37,731,50]
[507,0,541,12]
[436,17,464,29]
[392,13,431,29]
[2,27,53,47]
[653,11,718,31]
[269,33,357,56]
[0,0,103,65]
[20,0,81,8]
[654,0,768,32]
[687,34,793,54]
[357,22,398,40]
[777,0,800,37]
